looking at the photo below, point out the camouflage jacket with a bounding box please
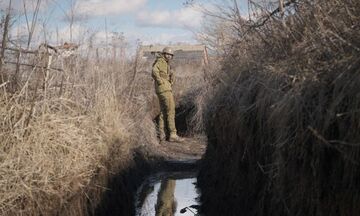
[152,55,174,94]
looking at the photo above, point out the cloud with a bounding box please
[10,20,53,46]
[51,24,94,45]
[139,32,196,45]
[0,0,52,14]
[75,0,147,17]
[15,24,91,46]
[136,6,203,30]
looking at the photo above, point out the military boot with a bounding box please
[159,132,166,143]
[168,133,184,143]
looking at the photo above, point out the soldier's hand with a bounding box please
[169,70,175,85]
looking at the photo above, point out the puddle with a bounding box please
[135,171,200,216]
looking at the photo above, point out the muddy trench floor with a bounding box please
[145,136,207,162]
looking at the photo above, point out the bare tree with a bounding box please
[23,0,42,49]
[61,0,78,43]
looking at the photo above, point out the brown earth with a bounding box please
[149,136,206,161]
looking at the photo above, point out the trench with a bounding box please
[93,101,205,216]
[93,153,203,216]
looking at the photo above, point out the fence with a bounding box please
[0,43,78,94]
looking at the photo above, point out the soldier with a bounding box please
[152,47,184,143]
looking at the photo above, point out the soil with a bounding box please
[149,136,206,161]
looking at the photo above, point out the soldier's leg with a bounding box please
[157,93,167,141]
[158,112,166,141]
[159,92,176,135]
[166,92,176,136]
[159,92,183,142]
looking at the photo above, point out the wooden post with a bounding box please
[128,46,140,100]
[279,0,285,17]
[202,46,209,82]
[44,54,52,98]
[0,0,11,83]
[203,46,209,66]
[11,49,21,92]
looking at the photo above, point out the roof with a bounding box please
[140,44,208,64]
[140,44,206,53]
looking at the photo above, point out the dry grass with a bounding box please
[197,0,360,215]
[0,34,205,214]
[0,44,159,215]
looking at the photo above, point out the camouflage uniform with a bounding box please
[152,55,177,140]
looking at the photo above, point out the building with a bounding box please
[139,44,209,66]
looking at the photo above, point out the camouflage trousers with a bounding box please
[157,91,176,138]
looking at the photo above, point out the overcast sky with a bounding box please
[1,0,252,48]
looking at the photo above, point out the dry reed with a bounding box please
[0,42,158,215]
[197,0,360,215]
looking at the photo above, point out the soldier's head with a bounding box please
[162,47,174,61]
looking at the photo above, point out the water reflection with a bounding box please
[155,179,177,216]
[136,172,199,216]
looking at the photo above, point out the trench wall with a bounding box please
[197,0,360,215]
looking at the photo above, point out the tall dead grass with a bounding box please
[197,0,360,215]
[0,44,158,215]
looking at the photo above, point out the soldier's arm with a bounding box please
[152,61,164,85]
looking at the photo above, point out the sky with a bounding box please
[0,0,254,49]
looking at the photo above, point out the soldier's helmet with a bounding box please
[162,47,174,56]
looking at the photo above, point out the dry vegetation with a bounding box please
[196,0,360,215]
[0,37,161,214]
[0,7,206,214]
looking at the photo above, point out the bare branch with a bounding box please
[249,0,297,28]
[23,0,42,49]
